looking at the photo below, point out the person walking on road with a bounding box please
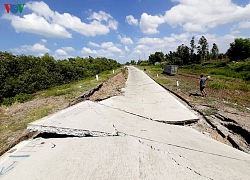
[199,74,209,97]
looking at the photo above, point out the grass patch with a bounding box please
[155,78,171,84]
[36,68,122,99]
[202,109,218,116]
[2,93,35,106]
[209,82,230,90]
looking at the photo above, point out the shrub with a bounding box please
[2,93,34,106]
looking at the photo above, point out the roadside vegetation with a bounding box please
[0,51,122,154]
[130,37,250,111]
[0,52,121,106]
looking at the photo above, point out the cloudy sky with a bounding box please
[1,0,250,63]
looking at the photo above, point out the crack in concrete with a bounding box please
[115,131,246,161]
[99,103,198,125]
[134,137,214,180]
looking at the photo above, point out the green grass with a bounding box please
[36,69,122,99]
[209,81,230,90]
[202,109,218,116]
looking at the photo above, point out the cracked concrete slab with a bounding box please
[100,66,198,123]
[1,130,250,180]
[2,100,250,179]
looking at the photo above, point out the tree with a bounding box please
[226,38,250,61]
[198,36,209,62]
[211,43,219,60]
[176,44,190,65]
[148,52,164,65]
[190,36,196,56]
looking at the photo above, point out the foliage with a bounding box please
[211,43,219,60]
[227,38,250,61]
[148,52,164,64]
[176,44,190,65]
[197,36,209,62]
[0,52,121,104]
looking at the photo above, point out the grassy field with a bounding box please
[0,68,122,154]
[138,61,250,111]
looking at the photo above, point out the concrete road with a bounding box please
[0,66,250,180]
[100,66,198,123]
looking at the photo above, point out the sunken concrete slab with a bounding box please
[100,66,198,123]
[1,125,250,180]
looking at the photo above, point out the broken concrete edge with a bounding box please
[69,83,103,106]
[0,131,38,157]
[155,119,199,125]
[27,124,118,137]
[69,71,124,106]
[99,103,199,125]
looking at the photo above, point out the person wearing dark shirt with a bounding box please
[199,74,209,97]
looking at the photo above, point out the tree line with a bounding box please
[136,37,250,66]
[0,52,121,104]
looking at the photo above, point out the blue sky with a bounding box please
[1,0,250,63]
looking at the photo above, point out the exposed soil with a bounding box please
[89,71,127,101]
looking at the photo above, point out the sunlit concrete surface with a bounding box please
[100,66,198,123]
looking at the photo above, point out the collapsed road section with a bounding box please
[0,66,250,180]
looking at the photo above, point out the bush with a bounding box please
[2,93,34,106]
[14,93,34,103]
[0,52,121,104]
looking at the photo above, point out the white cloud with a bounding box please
[23,43,50,53]
[2,1,118,38]
[62,47,75,52]
[88,10,112,22]
[101,42,115,48]
[11,43,50,53]
[170,33,190,43]
[125,46,130,52]
[81,41,122,57]
[164,0,250,32]
[55,49,68,56]
[238,21,250,29]
[126,15,138,26]
[80,47,115,57]
[107,46,122,53]
[54,49,73,60]
[88,42,100,47]
[118,35,133,44]
[81,47,97,54]
[41,39,47,43]
[2,13,71,38]
[139,13,165,34]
